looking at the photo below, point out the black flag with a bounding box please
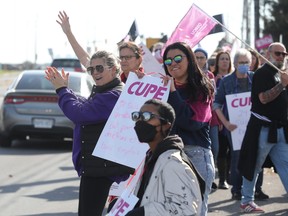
[127,20,139,41]
[208,14,224,35]
[117,20,139,46]
[159,35,168,43]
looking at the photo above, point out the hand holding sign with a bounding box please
[225,92,251,150]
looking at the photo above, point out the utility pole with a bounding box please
[34,14,38,68]
[242,0,251,45]
[254,0,260,40]
[246,0,251,45]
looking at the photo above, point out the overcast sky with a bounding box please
[0,0,243,64]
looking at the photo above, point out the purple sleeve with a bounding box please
[57,88,120,124]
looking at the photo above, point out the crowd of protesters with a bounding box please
[52,10,288,215]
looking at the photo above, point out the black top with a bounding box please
[239,63,288,180]
[251,63,288,122]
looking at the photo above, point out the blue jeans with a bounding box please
[241,127,288,204]
[209,125,219,160]
[184,145,215,216]
[230,150,242,194]
[230,151,265,194]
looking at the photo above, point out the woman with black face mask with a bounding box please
[125,99,204,216]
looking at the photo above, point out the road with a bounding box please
[0,140,79,216]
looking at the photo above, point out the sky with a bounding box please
[0,0,244,64]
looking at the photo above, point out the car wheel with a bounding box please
[0,134,12,147]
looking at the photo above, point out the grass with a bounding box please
[0,70,20,75]
[0,70,20,74]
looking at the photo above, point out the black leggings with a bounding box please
[78,176,113,216]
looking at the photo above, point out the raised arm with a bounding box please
[56,11,90,68]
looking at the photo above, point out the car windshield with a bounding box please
[16,73,81,92]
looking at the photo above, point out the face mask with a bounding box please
[237,64,249,74]
[134,121,157,143]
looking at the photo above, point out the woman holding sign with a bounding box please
[161,42,215,216]
[45,51,134,216]
[213,48,269,202]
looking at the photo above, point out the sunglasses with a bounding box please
[87,65,108,75]
[119,55,136,61]
[273,51,288,58]
[164,55,186,66]
[131,111,167,122]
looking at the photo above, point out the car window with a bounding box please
[16,74,54,90]
[51,59,81,68]
[16,73,82,91]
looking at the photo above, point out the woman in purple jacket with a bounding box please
[45,50,134,216]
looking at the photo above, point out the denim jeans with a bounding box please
[241,127,288,204]
[230,150,264,194]
[230,150,242,194]
[184,145,215,216]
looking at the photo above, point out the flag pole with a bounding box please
[194,3,282,72]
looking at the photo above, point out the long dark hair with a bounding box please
[163,42,214,102]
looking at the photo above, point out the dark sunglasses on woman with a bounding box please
[87,65,109,75]
[164,55,186,66]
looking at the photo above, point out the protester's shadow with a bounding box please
[0,177,79,194]
[28,186,79,201]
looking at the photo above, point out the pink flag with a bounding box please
[163,4,217,53]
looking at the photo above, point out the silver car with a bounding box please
[0,70,94,147]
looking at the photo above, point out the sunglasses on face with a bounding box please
[131,111,167,122]
[87,65,108,75]
[119,55,136,61]
[164,55,186,66]
[273,51,288,58]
